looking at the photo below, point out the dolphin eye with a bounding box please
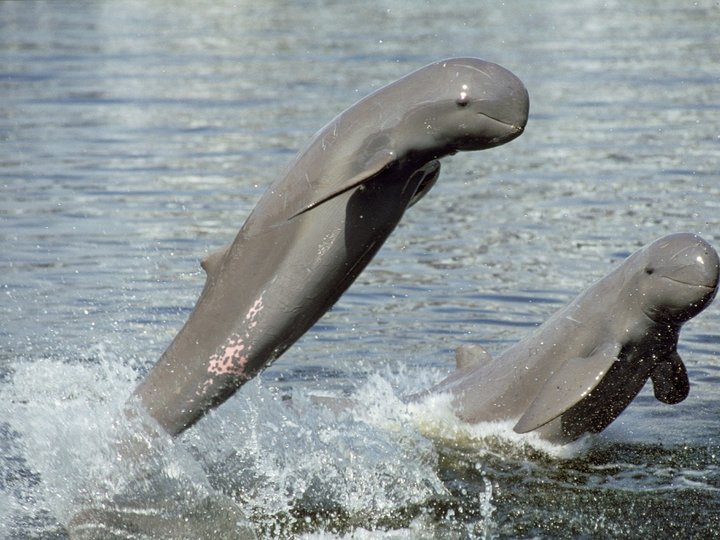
[645,267,655,275]
[456,86,469,107]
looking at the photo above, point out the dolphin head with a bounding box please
[396,58,529,157]
[634,233,719,324]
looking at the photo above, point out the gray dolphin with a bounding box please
[419,233,719,444]
[133,58,529,435]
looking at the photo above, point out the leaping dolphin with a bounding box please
[133,58,530,435]
[417,233,719,444]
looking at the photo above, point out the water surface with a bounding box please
[2,1,720,538]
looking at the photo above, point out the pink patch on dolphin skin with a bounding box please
[245,295,264,321]
[198,378,214,397]
[198,292,267,397]
[207,334,250,378]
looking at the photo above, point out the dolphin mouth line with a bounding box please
[661,276,716,289]
[478,111,526,134]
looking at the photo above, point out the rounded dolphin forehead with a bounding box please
[376,58,528,134]
[437,58,515,80]
[442,61,530,130]
[644,233,718,268]
[632,234,719,318]
[432,59,527,98]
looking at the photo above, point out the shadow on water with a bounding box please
[437,439,720,539]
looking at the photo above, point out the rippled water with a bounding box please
[2,1,720,538]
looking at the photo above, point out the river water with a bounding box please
[2,1,720,538]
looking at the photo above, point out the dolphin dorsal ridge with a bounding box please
[201,244,230,277]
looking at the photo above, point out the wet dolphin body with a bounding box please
[133,58,529,435]
[420,233,719,444]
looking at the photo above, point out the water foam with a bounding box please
[182,372,449,537]
[0,350,592,539]
[1,348,256,539]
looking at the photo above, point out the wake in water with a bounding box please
[0,345,596,539]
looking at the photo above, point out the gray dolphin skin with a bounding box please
[421,233,719,444]
[133,58,530,436]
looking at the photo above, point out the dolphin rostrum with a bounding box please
[133,58,530,435]
[418,233,719,443]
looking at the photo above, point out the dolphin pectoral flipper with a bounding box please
[513,342,621,434]
[407,160,440,208]
[650,351,690,404]
[455,344,493,370]
[288,150,396,220]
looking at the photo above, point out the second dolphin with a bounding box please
[417,233,719,443]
